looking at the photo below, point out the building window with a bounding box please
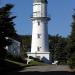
[33,4,41,6]
[37,34,41,38]
[33,12,37,13]
[33,12,37,16]
[37,47,41,51]
[38,21,40,26]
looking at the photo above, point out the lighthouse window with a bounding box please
[37,34,41,38]
[38,21,40,26]
[33,4,41,6]
[33,12,37,13]
[33,12,37,16]
[37,47,41,51]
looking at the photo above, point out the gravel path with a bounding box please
[20,65,72,72]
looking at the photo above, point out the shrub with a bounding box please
[68,53,75,69]
[6,52,26,63]
[29,60,45,65]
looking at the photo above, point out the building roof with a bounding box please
[33,0,48,4]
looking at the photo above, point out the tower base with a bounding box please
[27,52,51,64]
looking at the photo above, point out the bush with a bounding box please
[29,60,45,65]
[68,53,75,69]
[6,52,26,63]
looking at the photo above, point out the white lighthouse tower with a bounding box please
[27,0,50,63]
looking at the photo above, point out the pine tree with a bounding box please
[54,37,67,64]
[67,11,75,68]
[49,34,60,62]
[0,4,16,59]
[49,34,67,64]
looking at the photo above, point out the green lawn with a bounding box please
[28,60,48,66]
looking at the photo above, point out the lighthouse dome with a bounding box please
[33,0,48,3]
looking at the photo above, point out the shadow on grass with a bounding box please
[6,71,75,75]
[0,60,26,73]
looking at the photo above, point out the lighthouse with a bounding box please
[27,0,50,63]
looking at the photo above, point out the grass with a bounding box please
[28,60,48,66]
[0,59,38,72]
[4,59,46,68]
[0,58,49,73]
[5,59,45,66]
[5,59,25,66]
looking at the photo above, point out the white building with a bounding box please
[6,37,21,56]
[27,0,51,63]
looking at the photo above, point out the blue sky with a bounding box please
[0,0,75,37]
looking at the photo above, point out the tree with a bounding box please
[0,4,16,59]
[49,35,67,64]
[67,11,75,68]
[54,37,67,64]
[68,52,75,68]
[19,35,31,59]
[49,34,61,62]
